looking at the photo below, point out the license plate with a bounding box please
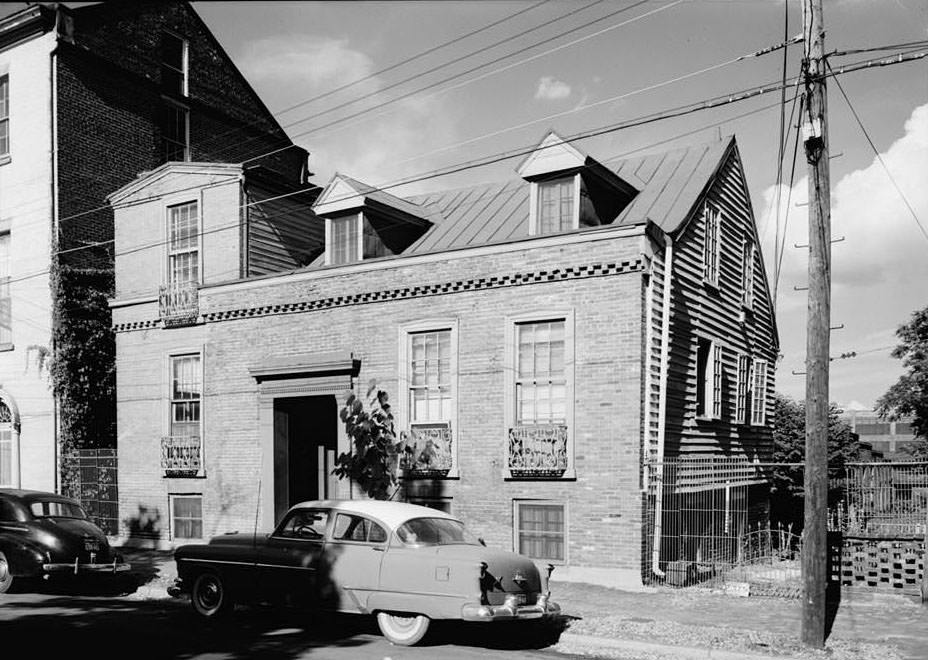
[513,593,528,605]
[84,539,100,552]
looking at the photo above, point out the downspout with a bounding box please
[50,41,60,493]
[651,234,674,578]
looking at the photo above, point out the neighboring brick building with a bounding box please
[0,2,309,492]
[110,132,778,587]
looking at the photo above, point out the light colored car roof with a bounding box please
[288,499,457,530]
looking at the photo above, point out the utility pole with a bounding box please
[801,0,831,648]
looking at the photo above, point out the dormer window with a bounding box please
[537,176,576,234]
[327,213,392,265]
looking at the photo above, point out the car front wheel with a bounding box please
[376,611,430,646]
[0,552,12,594]
[191,571,233,618]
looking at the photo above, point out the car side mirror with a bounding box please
[478,537,486,547]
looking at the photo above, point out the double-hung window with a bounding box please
[742,237,755,308]
[514,501,566,562]
[170,354,201,438]
[751,359,768,425]
[161,32,188,96]
[735,354,750,424]
[0,232,10,345]
[536,177,575,235]
[402,324,456,475]
[168,202,199,287]
[703,204,721,286]
[508,316,573,479]
[0,75,9,158]
[329,215,359,265]
[170,495,202,540]
[162,102,189,162]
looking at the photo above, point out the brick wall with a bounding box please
[116,231,650,575]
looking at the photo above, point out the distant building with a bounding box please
[841,409,918,457]
[0,1,308,492]
[110,132,779,587]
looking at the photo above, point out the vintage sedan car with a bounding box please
[0,489,131,593]
[170,500,560,645]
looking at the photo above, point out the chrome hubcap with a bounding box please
[198,579,221,609]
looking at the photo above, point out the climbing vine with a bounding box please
[50,259,116,493]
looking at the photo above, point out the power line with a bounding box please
[826,59,928,243]
[193,0,557,155]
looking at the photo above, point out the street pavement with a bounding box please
[2,547,925,660]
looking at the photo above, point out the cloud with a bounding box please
[237,35,459,189]
[761,102,928,407]
[534,76,572,101]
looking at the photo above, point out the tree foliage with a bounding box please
[876,305,928,459]
[769,394,858,528]
[332,382,403,500]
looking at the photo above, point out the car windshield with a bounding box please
[396,517,481,546]
[30,500,87,519]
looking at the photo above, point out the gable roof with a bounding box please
[314,173,437,223]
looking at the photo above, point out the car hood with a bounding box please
[208,531,265,547]
[435,545,543,593]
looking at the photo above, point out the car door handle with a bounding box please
[372,546,385,552]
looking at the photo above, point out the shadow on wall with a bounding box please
[122,505,163,547]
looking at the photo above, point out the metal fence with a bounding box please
[643,457,803,597]
[61,448,119,536]
[834,462,928,538]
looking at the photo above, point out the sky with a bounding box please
[4,0,926,410]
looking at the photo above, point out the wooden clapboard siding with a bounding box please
[246,180,324,277]
[650,143,778,462]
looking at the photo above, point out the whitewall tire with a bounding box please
[0,552,12,594]
[376,611,431,646]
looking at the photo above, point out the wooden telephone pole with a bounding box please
[801,0,831,648]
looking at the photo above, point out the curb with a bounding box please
[557,633,803,660]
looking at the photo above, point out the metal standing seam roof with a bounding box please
[309,136,735,266]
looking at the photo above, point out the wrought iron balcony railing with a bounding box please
[159,282,199,326]
[508,424,569,478]
[161,435,202,477]
[401,423,453,476]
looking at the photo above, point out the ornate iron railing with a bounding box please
[161,435,201,477]
[401,423,453,476]
[508,424,569,477]
[159,282,199,326]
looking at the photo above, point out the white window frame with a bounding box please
[696,337,721,420]
[397,318,459,478]
[735,353,750,425]
[513,499,568,564]
[0,231,10,346]
[528,174,580,236]
[751,358,768,426]
[166,200,201,287]
[742,236,755,309]
[161,31,189,97]
[702,203,721,286]
[165,347,205,476]
[325,212,362,266]
[169,493,203,541]
[504,310,575,479]
[0,74,9,160]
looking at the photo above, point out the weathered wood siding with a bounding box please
[246,183,323,276]
[648,144,778,461]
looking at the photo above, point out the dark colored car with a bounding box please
[169,500,560,646]
[0,489,130,593]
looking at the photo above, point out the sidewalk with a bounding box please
[117,548,926,660]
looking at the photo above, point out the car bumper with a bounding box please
[461,594,560,622]
[42,560,132,575]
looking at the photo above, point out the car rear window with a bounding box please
[29,500,87,519]
[396,517,481,546]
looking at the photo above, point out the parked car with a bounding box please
[0,489,131,593]
[169,499,561,645]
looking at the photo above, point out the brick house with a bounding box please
[0,1,308,493]
[110,132,778,586]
